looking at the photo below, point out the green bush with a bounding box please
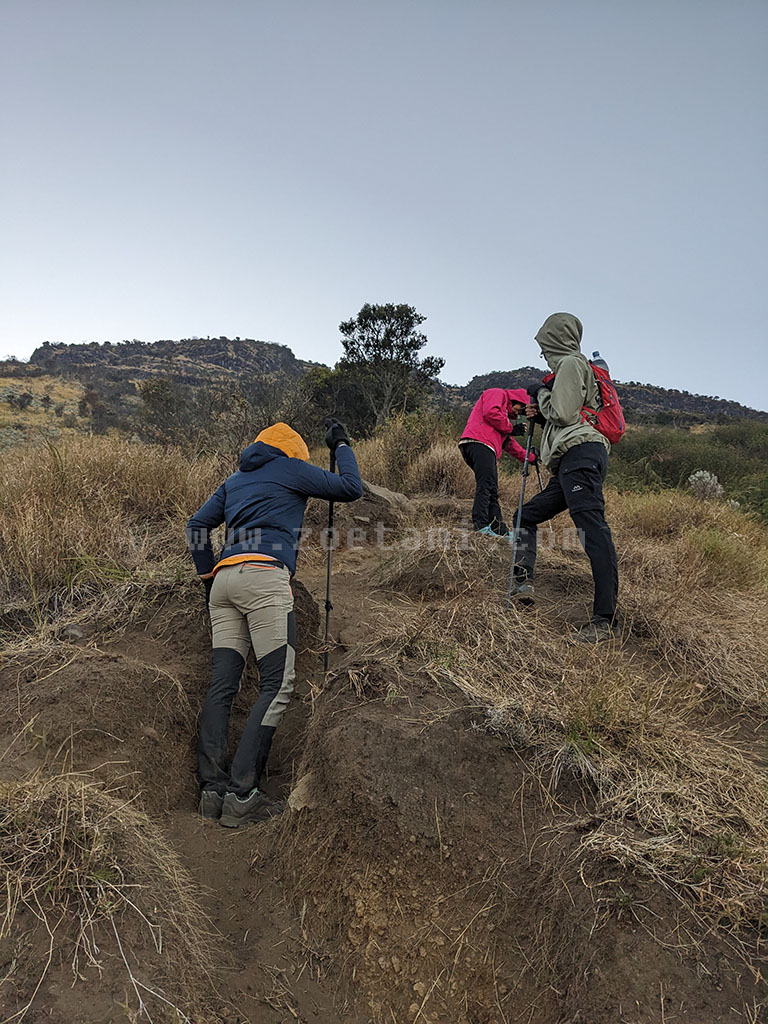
[608,421,768,521]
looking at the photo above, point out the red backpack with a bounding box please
[542,362,626,444]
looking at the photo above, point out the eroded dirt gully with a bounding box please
[1,493,764,1022]
[0,569,356,1024]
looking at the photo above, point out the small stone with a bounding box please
[61,624,86,641]
[288,772,317,811]
[413,981,427,998]
[142,725,160,742]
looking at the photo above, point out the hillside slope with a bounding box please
[0,435,766,1022]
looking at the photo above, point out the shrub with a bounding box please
[355,411,456,491]
[403,441,475,497]
[688,469,724,500]
[607,420,768,521]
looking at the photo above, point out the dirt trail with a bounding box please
[2,495,765,1022]
[154,540,431,1023]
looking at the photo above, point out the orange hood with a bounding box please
[253,422,310,462]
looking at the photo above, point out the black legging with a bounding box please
[460,442,507,534]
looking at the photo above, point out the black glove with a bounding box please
[324,417,350,451]
[530,447,540,467]
[510,422,526,437]
[527,382,549,403]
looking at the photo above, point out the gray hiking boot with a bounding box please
[199,788,224,820]
[219,788,286,829]
[571,618,619,644]
[508,574,535,605]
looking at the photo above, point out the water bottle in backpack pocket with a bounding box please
[542,356,626,445]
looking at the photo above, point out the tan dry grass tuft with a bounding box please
[354,412,455,491]
[0,769,216,1021]
[0,435,222,620]
[403,441,476,498]
[610,491,768,708]
[362,591,768,946]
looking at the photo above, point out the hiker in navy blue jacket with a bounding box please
[186,419,362,828]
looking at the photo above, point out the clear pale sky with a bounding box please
[1,1,766,409]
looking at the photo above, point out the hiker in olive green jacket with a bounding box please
[509,313,619,642]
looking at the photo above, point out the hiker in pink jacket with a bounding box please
[459,388,537,536]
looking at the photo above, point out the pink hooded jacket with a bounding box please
[460,388,534,463]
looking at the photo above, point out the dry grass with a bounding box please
[0,769,217,1022]
[3,425,767,1001]
[403,441,475,498]
[354,412,455,491]
[365,519,768,957]
[0,435,223,624]
[610,490,768,707]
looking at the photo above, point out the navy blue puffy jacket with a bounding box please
[186,442,363,576]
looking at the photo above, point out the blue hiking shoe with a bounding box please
[475,525,506,539]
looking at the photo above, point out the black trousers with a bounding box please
[514,442,618,622]
[460,442,508,534]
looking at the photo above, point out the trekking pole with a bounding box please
[505,418,536,611]
[323,447,336,673]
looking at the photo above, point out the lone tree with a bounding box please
[338,303,444,429]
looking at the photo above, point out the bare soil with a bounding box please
[1,500,765,1022]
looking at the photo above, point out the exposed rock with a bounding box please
[288,772,317,812]
[362,480,415,516]
[60,623,87,641]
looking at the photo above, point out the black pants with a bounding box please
[514,442,618,622]
[460,442,507,534]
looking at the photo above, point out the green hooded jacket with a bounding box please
[534,313,610,471]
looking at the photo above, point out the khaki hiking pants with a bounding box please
[197,563,296,797]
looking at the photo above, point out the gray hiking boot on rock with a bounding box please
[199,789,224,820]
[219,788,286,829]
[571,618,619,644]
[508,574,535,605]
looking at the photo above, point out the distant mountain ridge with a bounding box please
[5,337,765,426]
[29,336,316,386]
[456,368,768,424]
